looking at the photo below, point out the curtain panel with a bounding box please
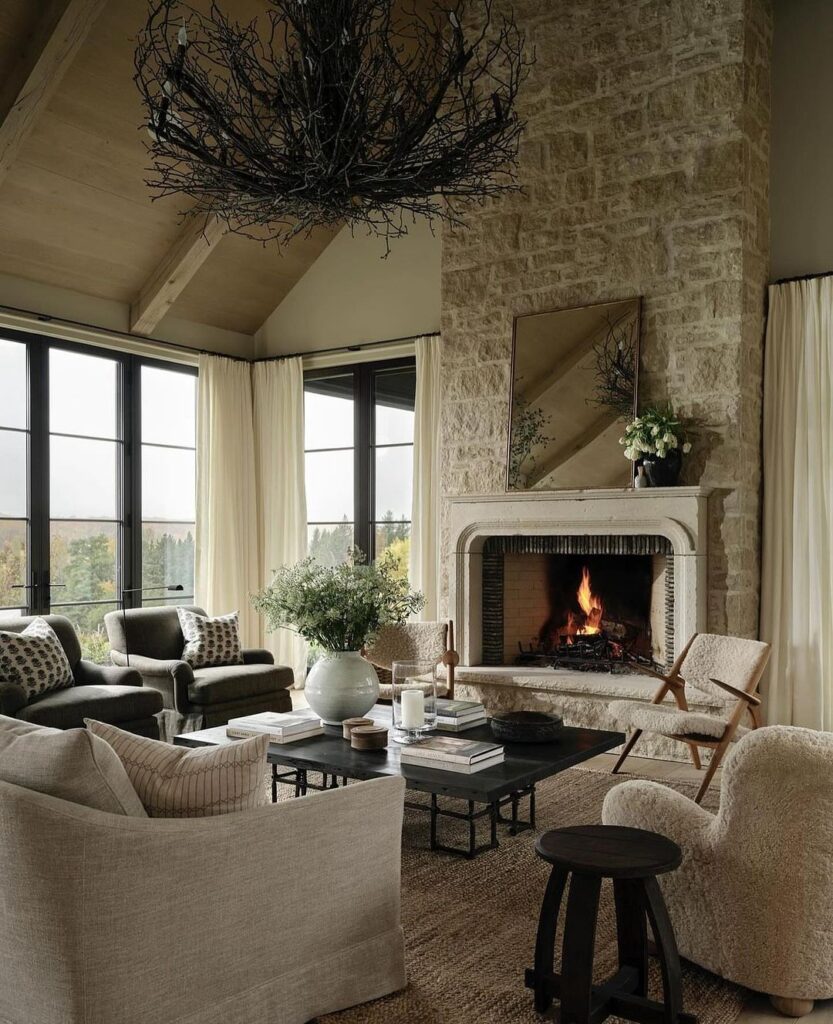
[410,335,442,620]
[761,277,833,729]
[195,355,260,647]
[253,358,308,684]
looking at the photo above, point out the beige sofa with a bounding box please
[603,726,833,1017]
[0,772,407,1024]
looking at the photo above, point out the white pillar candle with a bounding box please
[400,687,425,729]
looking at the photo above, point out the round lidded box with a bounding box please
[490,710,563,743]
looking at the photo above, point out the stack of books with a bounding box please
[434,698,487,732]
[399,735,504,774]
[226,709,323,743]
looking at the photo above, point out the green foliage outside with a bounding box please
[0,523,194,664]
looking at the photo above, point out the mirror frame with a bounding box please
[505,296,642,492]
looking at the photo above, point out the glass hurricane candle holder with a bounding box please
[391,660,438,743]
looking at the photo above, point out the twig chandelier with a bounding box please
[135,1,530,247]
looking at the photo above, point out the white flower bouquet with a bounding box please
[620,406,691,462]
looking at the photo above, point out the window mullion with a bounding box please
[28,342,49,615]
[354,365,372,559]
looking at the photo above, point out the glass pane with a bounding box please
[49,349,117,439]
[50,436,117,518]
[307,523,354,567]
[304,375,354,449]
[50,521,118,604]
[0,339,26,429]
[142,446,196,521]
[374,367,415,445]
[305,450,354,521]
[375,445,413,520]
[142,521,195,595]
[0,520,27,608]
[51,602,118,664]
[142,595,194,607]
[0,430,26,516]
[141,366,197,447]
[374,521,410,579]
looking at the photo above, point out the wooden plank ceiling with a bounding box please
[0,0,337,338]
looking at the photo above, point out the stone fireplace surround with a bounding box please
[448,487,722,761]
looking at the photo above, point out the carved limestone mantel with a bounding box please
[447,487,712,667]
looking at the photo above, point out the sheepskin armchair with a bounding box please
[602,726,833,1017]
[363,621,459,700]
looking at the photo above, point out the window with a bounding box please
[140,366,196,606]
[0,332,197,660]
[304,359,415,577]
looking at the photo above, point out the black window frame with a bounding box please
[0,328,197,619]
[304,355,416,561]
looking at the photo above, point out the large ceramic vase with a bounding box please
[304,651,380,726]
[642,448,682,487]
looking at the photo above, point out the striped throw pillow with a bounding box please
[84,719,269,818]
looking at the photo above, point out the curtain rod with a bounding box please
[0,301,249,362]
[252,330,439,363]
[773,269,833,285]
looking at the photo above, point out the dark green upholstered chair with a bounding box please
[0,615,163,737]
[104,605,293,728]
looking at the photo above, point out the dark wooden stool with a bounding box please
[525,824,695,1024]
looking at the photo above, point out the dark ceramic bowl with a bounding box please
[490,710,564,744]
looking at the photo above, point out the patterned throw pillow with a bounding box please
[177,608,244,668]
[0,618,74,699]
[85,719,269,818]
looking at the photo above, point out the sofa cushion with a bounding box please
[18,684,164,731]
[86,719,269,818]
[177,608,244,668]
[187,662,289,705]
[0,618,74,699]
[0,714,146,816]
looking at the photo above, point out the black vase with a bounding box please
[642,448,682,487]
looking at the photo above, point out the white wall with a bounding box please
[771,0,833,280]
[255,217,442,356]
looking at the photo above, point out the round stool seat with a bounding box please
[535,824,682,878]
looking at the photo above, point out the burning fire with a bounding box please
[561,566,603,643]
[576,566,603,634]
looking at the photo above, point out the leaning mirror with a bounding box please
[507,297,640,491]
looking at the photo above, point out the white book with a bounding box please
[226,725,324,744]
[400,751,505,774]
[399,735,503,764]
[227,709,321,736]
[435,716,487,733]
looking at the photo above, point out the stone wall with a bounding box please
[440,0,772,638]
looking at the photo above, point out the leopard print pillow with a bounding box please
[177,608,244,668]
[0,618,74,699]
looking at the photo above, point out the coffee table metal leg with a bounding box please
[468,801,476,859]
[430,793,439,850]
[530,784,536,827]
[490,802,498,850]
[271,763,278,803]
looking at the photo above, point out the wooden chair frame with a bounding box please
[364,620,460,701]
[611,633,769,804]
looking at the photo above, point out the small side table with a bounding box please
[525,824,695,1024]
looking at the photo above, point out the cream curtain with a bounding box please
[253,358,308,685]
[761,277,833,729]
[195,355,260,646]
[409,335,442,620]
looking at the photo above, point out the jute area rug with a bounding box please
[316,766,744,1024]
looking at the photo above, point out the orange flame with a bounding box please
[576,566,603,634]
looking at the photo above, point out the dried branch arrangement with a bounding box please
[592,314,639,417]
[135,0,531,247]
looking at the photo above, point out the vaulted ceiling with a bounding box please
[0,0,338,343]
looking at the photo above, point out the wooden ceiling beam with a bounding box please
[130,215,227,335]
[0,0,108,185]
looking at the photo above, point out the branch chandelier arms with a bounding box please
[134,0,532,249]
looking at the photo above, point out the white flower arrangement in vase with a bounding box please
[620,406,692,487]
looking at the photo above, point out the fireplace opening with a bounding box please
[521,554,656,671]
[481,535,674,673]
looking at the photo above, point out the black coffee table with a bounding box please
[174,706,623,859]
